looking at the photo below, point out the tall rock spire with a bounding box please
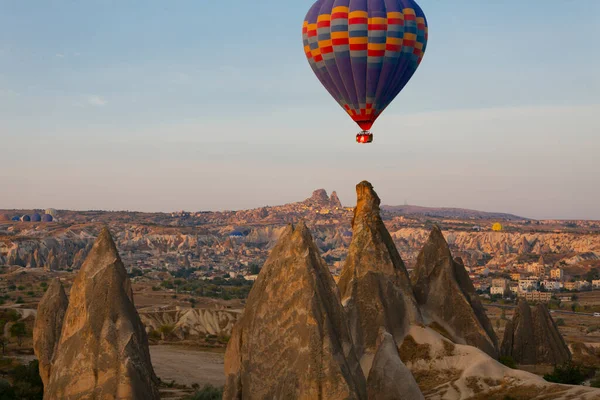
[501,300,571,365]
[412,225,499,358]
[224,222,367,400]
[337,181,422,397]
[45,227,159,400]
[33,279,69,387]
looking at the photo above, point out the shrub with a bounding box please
[555,318,565,326]
[148,330,161,341]
[543,363,586,385]
[499,355,516,369]
[591,376,600,388]
[185,384,224,400]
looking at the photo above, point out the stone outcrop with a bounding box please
[309,188,330,204]
[45,227,159,400]
[338,182,422,367]
[411,226,499,358]
[33,279,69,387]
[139,306,240,339]
[223,222,367,400]
[367,333,424,400]
[330,191,343,208]
[501,300,571,365]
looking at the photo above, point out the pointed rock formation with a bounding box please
[501,300,571,365]
[223,222,367,400]
[338,182,422,369]
[330,191,343,208]
[367,333,424,400]
[33,279,69,387]
[412,226,499,358]
[45,227,159,400]
[310,188,330,204]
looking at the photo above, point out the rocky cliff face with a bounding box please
[338,182,422,358]
[223,222,367,400]
[411,226,499,358]
[33,279,69,387]
[139,306,240,339]
[501,300,571,365]
[45,227,159,400]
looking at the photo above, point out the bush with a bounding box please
[591,376,600,388]
[555,318,565,326]
[185,384,223,400]
[499,355,516,369]
[0,360,44,400]
[148,330,161,341]
[543,363,586,385]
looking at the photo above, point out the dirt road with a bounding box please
[150,345,225,388]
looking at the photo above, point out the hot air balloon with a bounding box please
[302,0,428,143]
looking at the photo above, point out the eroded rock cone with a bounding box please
[367,332,424,400]
[338,182,422,370]
[501,300,571,365]
[33,279,69,387]
[330,191,343,208]
[45,227,159,400]
[223,222,367,400]
[412,225,499,358]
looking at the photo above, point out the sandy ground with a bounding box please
[150,345,225,387]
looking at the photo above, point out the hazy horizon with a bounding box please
[2,1,599,220]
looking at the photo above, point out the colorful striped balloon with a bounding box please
[303,0,428,132]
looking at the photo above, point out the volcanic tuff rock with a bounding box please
[45,227,159,400]
[309,188,330,204]
[501,300,571,365]
[338,182,422,372]
[139,306,240,339]
[411,225,499,358]
[223,222,367,400]
[330,191,343,208]
[33,279,69,387]
[367,333,424,400]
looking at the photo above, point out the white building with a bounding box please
[491,286,506,296]
[518,279,539,292]
[542,280,562,291]
[592,280,600,289]
[492,278,509,289]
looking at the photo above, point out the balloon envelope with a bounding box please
[303,0,428,131]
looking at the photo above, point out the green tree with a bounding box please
[184,384,223,400]
[10,322,27,347]
[544,363,586,385]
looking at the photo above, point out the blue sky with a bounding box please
[1,1,599,219]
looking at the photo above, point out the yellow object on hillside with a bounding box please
[492,223,503,232]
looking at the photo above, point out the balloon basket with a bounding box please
[356,131,373,144]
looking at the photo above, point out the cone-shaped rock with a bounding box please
[338,181,422,372]
[45,227,159,400]
[367,333,424,400]
[412,226,499,358]
[33,279,69,387]
[223,222,367,400]
[330,191,343,208]
[501,300,571,365]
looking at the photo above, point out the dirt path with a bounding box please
[150,345,225,388]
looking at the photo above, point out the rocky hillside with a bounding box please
[223,181,600,399]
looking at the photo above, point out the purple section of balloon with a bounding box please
[304,0,428,129]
